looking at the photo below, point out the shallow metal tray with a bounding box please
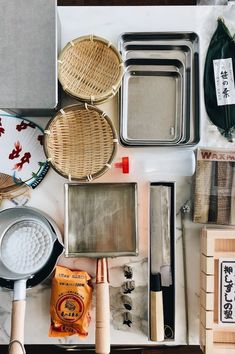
[118,32,199,53]
[118,32,200,146]
[120,58,184,146]
[121,44,193,144]
[123,46,189,143]
[123,44,190,63]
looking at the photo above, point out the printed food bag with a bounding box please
[49,266,93,337]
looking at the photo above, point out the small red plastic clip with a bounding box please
[114,156,129,174]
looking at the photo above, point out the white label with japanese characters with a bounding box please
[219,259,235,324]
[213,58,235,106]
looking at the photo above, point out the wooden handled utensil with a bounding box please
[64,183,138,354]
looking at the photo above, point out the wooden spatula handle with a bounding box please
[96,281,110,354]
[96,258,110,354]
[9,300,26,354]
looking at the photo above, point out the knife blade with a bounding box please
[150,184,172,342]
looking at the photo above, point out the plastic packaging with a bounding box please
[204,18,235,142]
[193,148,235,225]
[49,266,93,337]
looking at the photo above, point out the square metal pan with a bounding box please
[64,182,138,258]
[120,58,184,146]
[118,33,200,146]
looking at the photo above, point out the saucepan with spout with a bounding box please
[0,206,64,354]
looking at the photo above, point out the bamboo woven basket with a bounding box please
[43,104,118,181]
[58,35,124,104]
[0,173,29,201]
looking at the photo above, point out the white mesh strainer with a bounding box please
[0,208,60,354]
[1,220,53,276]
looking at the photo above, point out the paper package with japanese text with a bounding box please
[193,147,235,225]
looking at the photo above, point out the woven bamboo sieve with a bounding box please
[43,104,118,181]
[0,173,29,201]
[58,35,124,104]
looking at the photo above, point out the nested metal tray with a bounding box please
[120,58,184,145]
[123,45,190,63]
[123,47,188,143]
[121,44,193,144]
[118,32,199,53]
[118,32,200,146]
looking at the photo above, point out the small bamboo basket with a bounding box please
[58,35,124,104]
[43,104,118,181]
[0,173,29,201]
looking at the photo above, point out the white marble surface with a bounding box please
[0,4,235,348]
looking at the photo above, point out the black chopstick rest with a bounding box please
[121,295,133,311]
[123,265,133,279]
[123,312,132,327]
[122,280,135,294]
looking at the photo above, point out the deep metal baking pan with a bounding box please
[64,183,138,258]
[120,59,184,146]
[118,33,200,145]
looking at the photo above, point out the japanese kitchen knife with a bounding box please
[150,184,172,342]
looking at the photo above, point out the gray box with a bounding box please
[0,0,59,116]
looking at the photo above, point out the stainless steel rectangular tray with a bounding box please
[123,47,188,143]
[119,32,199,53]
[120,58,184,146]
[118,32,200,146]
[120,41,198,145]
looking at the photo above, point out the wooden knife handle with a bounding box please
[150,290,164,342]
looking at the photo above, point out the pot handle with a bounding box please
[9,280,27,354]
[9,300,26,354]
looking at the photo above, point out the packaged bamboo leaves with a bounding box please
[204,18,235,142]
[193,148,235,225]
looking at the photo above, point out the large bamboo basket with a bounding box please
[43,104,118,181]
[58,35,124,104]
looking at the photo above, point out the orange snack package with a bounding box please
[49,265,93,337]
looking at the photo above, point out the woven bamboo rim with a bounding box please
[58,35,124,104]
[0,173,29,200]
[43,104,118,181]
